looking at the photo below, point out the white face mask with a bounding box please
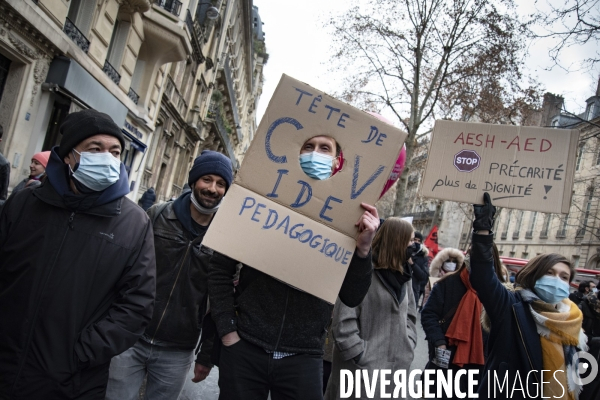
[593,288,598,294]
[443,261,457,272]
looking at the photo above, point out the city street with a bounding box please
[178,313,429,400]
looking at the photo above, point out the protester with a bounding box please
[410,235,430,310]
[208,134,378,400]
[570,281,595,306]
[106,150,232,399]
[12,151,51,193]
[422,247,465,307]
[421,243,507,398]
[324,218,417,399]
[0,109,156,399]
[0,125,9,202]
[469,193,586,400]
[580,291,600,400]
[138,186,156,211]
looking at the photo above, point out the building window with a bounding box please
[0,53,11,104]
[501,210,511,240]
[540,213,552,238]
[576,144,585,171]
[107,19,131,72]
[512,211,523,240]
[525,212,537,239]
[578,186,595,238]
[67,0,97,36]
[556,214,569,238]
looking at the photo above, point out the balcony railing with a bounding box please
[525,230,533,239]
[186,10,205,64]
[155,0,182,16]
[500,232,508,240]
[64,18,90,53]
[207,102,236,160]
[556,229,567,238]
[102,60,121,85]
[128,87,140,105]
[540,231,548,239]
[512,232,520,240]
[164,75,187,117]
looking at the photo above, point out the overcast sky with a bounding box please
[253,0,599,127]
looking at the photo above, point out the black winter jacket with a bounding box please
[470,233,549,399]
[209,250,372,355]
[0,152,9,201]
[143,196,211,350]
[0,179,156,399]
[411,247,429,293]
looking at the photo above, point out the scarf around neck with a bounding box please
[445,268,485,367]
[519,288,587,400]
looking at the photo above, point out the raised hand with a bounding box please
[355,203,380,258]
[473,192,496,232]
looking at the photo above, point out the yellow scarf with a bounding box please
[529,299,584,400]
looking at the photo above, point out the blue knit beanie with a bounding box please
[188,150,233,189]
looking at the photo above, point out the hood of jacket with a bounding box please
[429,247,465,278]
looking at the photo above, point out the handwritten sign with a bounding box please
[203,74,407,303]
[420,120,579,214]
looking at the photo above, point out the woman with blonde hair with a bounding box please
[324,218,417,399]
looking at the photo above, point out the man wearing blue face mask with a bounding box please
[299,135,341,180]
[0,109,156,399]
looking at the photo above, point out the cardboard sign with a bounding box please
[203,74,407,303]
[420,120,579,213]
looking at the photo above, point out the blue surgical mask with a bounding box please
[71,150,121,192]
[534,275,570,304]
[299,151,334,180]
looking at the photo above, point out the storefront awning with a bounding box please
[46,56,128,126]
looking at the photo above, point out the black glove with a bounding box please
[473,192,496,232]
[406,243,418,260]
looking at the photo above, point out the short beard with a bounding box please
[194,188,221,208]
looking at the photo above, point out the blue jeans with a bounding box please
[105,339,194,400]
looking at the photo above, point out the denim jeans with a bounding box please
[105,339,194,400]
[218,338,323,400]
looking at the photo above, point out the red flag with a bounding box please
[424,226,439,259]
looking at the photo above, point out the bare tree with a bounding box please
[534,0,600,69]
[328,0,535,216]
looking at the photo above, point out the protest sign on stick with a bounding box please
[203,74,407,303]
[420,120,579,213]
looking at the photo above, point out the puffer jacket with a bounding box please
[143,197,211,349]
[0,177,156,399]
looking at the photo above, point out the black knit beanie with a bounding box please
[58,109,125,159]
[188,150,233,189]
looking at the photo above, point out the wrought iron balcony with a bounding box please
[186,10,205,64]
[207,102,236,160]
[102,60,121,85]
[128,87,140,105]
[155,0,182,16]
[64,18,90,53]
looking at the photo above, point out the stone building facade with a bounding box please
[0,0,266,202]
[443,87,600,270]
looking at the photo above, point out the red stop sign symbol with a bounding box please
[454,150,481,172]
